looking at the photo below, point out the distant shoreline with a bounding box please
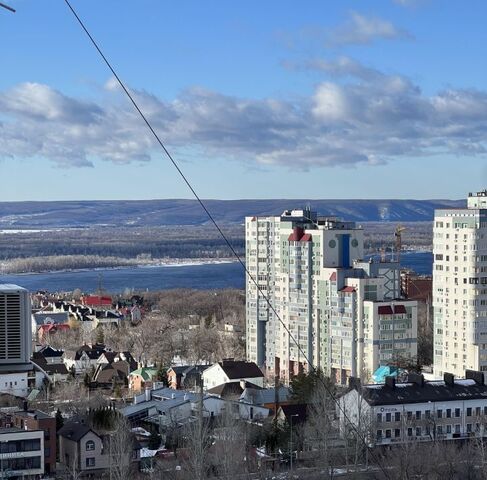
[0,257,238,276]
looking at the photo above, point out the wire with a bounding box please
[62,1,391,478]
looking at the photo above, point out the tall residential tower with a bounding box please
[433,190,487,379]
[246,209,417,385]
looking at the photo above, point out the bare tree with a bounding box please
[108,415,135,480]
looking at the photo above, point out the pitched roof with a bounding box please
[129,367,158,381]
[241,386,291,405]
[279,404,307,423]
[208,380,264,398]
[58,422,95,442]
[217,360,264,380]
[39,346,64,357]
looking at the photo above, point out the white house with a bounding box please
[202,359,264,390]
[340,370,487,446]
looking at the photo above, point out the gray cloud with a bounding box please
[1,67,487,170]
[328,12,413,46]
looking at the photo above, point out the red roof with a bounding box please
[378,305,394,315]
[288,227,312,242]
[83,295,112,306]
[340,286,356,293]
[394,305,407,314]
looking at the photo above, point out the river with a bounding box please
[0,251,433,293]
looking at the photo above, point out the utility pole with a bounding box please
[289,413,299,473]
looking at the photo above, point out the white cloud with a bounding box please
[1,66,487,170]
[329,11,413,46]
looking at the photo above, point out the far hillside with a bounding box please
[0,198,465,228]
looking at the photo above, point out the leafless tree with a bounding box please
[108,415,135,480]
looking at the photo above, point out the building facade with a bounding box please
[246,209,418,385]
[0,428,44,478]
[340,371,487,446]
[433,190,487,379]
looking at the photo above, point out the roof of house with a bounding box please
[216,360,264,380]
[358,378,487,406]
[83,295,112,306]
[32,312,69,325]
[58,422,95,442]
[75,345,106,360]
[241,386,291,405]
[207,382,249,398]
[32,357,69,376]
[129,367,158,381]
[279,404,308,423]
[38,324,70,334]
[37,346,64,358]
[94,365,127,384]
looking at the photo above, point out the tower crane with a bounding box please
[394,224,407,264]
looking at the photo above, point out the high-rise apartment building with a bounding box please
[0,285,32,372]
[246,209,418,385]
[433,190,487,379]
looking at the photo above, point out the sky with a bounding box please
[0,0,486,201]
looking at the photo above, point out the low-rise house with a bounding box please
[240,385,292,411]
[167,365,210,390]
[0,427,44,477]
[64,344,107,375]
[208,380,263,401]
[31,311,69,338]
[58,422,109,477]
[202,359,264,390]
[37,323,70,342]
[81,295,113,308]
[276,404,308,426]
[97,351,137,372]
[31,354,70,384]
[33,346,65,365]
[340,370,487,446]
[92,361,130,390]
[129,367,159,393]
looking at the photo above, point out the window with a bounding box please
[86,458,95,467]
[476,407,481,416]
[425,410,431,419]
[385,429,391,438]
[467,424,472,433]
[437,409,443,419]
[437,426,443,435]
[407,427,413,437]
[376,430,382,440]
[394,429,400,438]
[376,413,382,423]
[415,411,421,420]
[455,424,461,434]
[407,411,412,421]
[86,440,95,452]
[386,413,391,422]
[395,412,401,422]
[416,427,421,436]
[467,407,472,417]
[446,408,452,418]
[455,408,461,418]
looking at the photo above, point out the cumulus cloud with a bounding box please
[328,12,413,46]
[1,67,487,170]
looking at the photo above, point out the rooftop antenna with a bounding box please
[0,2,15,12]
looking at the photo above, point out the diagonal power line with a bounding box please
[61,1,391,478]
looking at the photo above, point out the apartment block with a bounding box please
[246,209,418,385]
[433,190,487,379]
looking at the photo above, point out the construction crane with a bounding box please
[0,2,15,12]
[394,224,407,264]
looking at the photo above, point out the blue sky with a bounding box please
[0,0,486,201]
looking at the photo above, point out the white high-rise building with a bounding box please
[433,190,487,379]
[0,285,32,370]
[246,209,418,385]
